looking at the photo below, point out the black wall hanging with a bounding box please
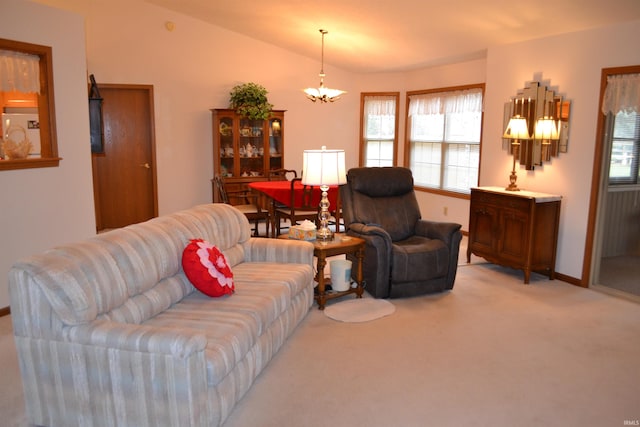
[89,74,104,154]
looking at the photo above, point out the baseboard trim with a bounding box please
[0,306,10,317]
[556,272,584,287]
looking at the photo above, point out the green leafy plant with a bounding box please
[229,82,274,120]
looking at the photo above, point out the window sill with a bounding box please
[414,186,470,200]
[0,157,62,171]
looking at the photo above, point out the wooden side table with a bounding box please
[280,233,365,309]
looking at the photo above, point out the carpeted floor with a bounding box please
[220,264,640,427]
[2,241,640,426]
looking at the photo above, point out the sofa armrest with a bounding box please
[63,320,207,360]
[243,237,314,266]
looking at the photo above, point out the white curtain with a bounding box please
[364,95,396,116]
[0,49,40,93]
[602,73,640,115]
[408,87,483,116]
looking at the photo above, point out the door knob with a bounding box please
[141,163,150,169]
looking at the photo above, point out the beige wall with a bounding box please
[1,0,639,308]
[0,0,95,308]
[483,21,640,279]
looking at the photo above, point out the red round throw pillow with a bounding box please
[182,239,234,297]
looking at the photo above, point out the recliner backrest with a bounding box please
[344,167,421,241]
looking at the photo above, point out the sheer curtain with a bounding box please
[364,95,396,116]
[602,73,640,115]
[363,95,396,138]
[408,87,483,116]
[0,50,40,93]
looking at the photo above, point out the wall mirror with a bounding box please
[502,78,571,170]
[0,37,60,171]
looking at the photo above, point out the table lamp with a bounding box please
[502,115,530,191]
[302,146,347,241]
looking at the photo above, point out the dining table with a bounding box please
[248,180,340,238]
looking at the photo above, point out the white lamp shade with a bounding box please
[534,117,560,140]
[503,116,530,140]
[302,146,347,186]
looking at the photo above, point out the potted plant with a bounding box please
[229,82,274,120]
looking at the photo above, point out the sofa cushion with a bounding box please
[144,261,313,386]
[182,239,234,297]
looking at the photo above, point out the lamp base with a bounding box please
[316,185,334,241]
[505,170,520,191]
[316,226,334,242]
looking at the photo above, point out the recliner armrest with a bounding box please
[415,220,462,245]
[348,222,392,241]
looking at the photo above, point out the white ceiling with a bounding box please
[145,0,640,73]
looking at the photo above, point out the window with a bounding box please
[0,37,59,171]
[406,85,484,194]
[608,111,640,184]
[360,92,399,167]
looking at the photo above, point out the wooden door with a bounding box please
[92,84,157,231]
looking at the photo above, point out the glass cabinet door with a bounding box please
[239,117,265,178]
[269,117,283,171]
[218,115,234,177]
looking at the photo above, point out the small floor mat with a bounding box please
[324,298,395,322]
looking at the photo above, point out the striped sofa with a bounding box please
[9,203,315,427]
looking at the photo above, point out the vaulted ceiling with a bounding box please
[145,0,640,73]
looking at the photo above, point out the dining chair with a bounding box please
[213,175,269,237]
[268,168,297,181]
[268,168,298,233]
[274,177,320,236]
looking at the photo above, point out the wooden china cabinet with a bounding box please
[211,109,285,203]
[467,187,561,284]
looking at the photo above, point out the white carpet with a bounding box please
[324,297,395,322]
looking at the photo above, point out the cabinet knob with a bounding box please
[141,163,150,169]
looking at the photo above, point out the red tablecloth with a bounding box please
[248,180,338,209]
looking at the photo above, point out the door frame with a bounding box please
[583,65,640,288]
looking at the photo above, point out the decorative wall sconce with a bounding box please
[502,79,571,181]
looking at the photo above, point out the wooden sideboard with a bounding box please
[467,186,561,284]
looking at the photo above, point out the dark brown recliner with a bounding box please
[340,167,462,298]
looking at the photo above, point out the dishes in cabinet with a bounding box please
[219,122,231,137]
[240,126,252,137]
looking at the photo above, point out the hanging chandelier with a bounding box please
[303,29,346,103]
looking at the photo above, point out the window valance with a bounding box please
[364,95,396,116]
[0,49,40,93]
[602,73,640,115]
[409,87,483,116]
